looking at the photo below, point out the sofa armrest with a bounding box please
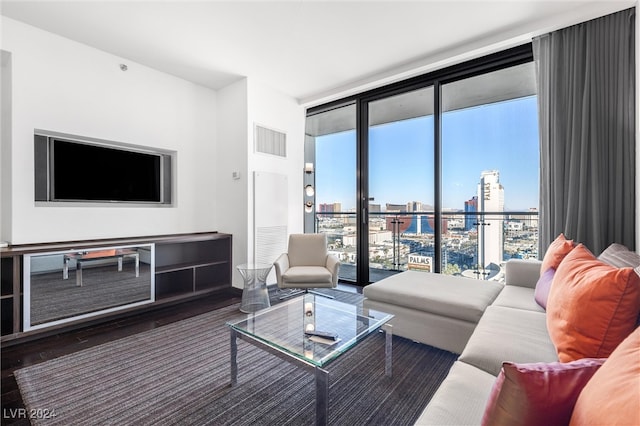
[504,259,542,288]
[325,254,341,285]
[274,253,290,286]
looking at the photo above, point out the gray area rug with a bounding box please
[15,290,456,425]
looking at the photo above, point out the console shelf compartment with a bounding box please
[0,255,22,338]
[154,234,232,300]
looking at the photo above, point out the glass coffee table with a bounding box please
[227,293,393,426]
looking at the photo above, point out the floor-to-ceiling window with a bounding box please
[441,62,539,280]
[305,45,539,286]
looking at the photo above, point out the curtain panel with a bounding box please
[534,7,636,255]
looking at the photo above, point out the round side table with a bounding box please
[236,263,273,313]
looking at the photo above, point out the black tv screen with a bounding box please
[51,139,162,203]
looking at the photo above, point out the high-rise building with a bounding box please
[318,203,334,213]
[477,170,504,270]
[464,196,478,231]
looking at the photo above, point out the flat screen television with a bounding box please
[35,133,173,205]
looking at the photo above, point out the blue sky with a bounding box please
[315,96,539,212]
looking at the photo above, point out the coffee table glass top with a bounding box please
[227,293,393,367]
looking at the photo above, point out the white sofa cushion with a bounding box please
[459,306,558,376]
[491,285,545,312]
[415,361,496,426]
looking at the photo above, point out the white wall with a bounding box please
[1,17,218,244]
[215,78,305,288]
[215,78,249,288]
[1,18,307,286]
[1,50,12,245]
[247,79,305,247]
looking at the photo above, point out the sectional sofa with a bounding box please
[363,238,640,425]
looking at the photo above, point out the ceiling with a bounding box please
[0,1,634,105]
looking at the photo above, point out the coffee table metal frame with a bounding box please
[63,248,140,287]
[227,294,393,426]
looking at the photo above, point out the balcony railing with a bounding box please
[315,210,539,283]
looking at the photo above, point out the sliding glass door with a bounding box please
[367,87,435,279]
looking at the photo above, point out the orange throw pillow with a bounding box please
[569,327,640,425]
[546,244,640,362]
[540,233,574,275]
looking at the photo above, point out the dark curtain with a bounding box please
[533,8,636,255]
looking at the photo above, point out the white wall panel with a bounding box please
[254,171,288,267]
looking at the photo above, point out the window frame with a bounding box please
[306,44,535,282]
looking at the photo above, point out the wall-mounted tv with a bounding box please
[35,131,174,205]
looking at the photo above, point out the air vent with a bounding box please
[255,124,286,157]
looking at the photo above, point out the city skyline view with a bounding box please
[315,95,539,213]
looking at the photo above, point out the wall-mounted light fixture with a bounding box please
[304,163,314,174]
[304,184,315,197]
[304,163,315,214]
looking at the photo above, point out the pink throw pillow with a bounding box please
[481,358,606,426]
[534,267,555,309]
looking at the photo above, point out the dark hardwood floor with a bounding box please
[1,289,243,425]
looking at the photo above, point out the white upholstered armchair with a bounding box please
[274,233,340,298]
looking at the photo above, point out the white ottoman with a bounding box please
[363,271,503,353]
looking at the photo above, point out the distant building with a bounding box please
[343,230,391,246]
[447,217,465,230]
[318,203,334,213]
[506,221,524,232]
[406,201,423,212]
[477,170,504,270]
[510,207,539,229]
[464,196,478,231]
[385,215,448,234]
[318,202,342,213]
[386,203,406,212]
